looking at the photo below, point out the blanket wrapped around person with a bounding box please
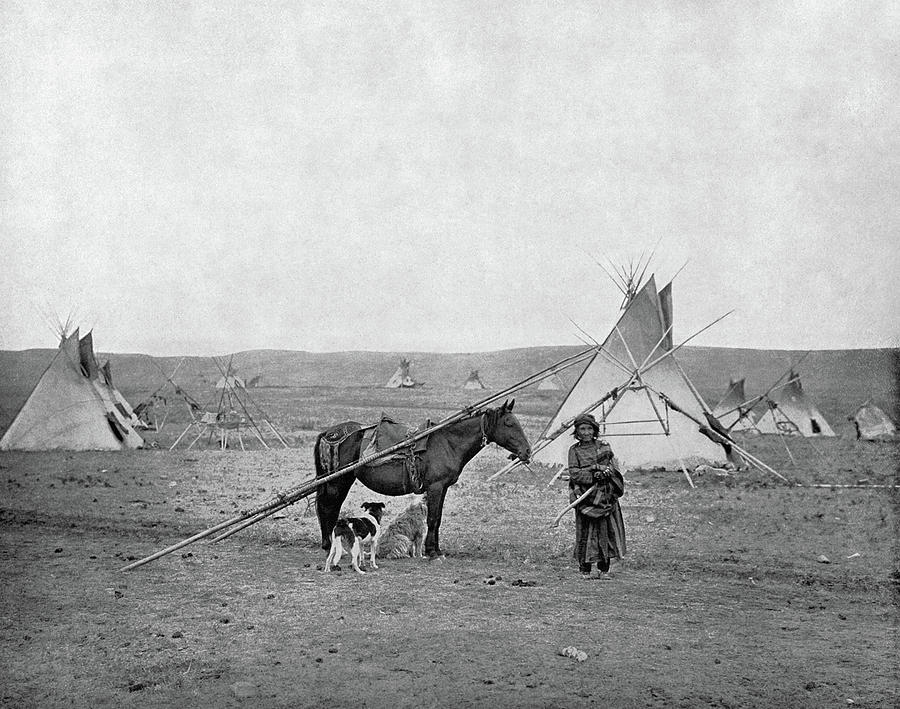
[567,435,627,573]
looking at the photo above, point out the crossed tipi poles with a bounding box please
[709,356,834,465]
[169,356,288,451]
[133,358,203,433]
[491,269,785,487]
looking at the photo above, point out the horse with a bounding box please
[313,400,531,559]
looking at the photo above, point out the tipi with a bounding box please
[532,276,730,472]
[385,358,422,388]
[849,401,895,440]
[169,358,288,450]
[712,378,758,432]
[0,330,144,450]
[537,373,564,391]
[132,359,203,431]
[216,374,245,390]
[462,370,487,390]
[754,371,835,437]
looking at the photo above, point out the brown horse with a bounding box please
[313,400,531,558]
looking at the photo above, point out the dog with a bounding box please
[324,502,386,574]
[376,497,428,559]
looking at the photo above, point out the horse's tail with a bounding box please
[313,430,327,479]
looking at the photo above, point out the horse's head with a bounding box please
[485,399,531,463]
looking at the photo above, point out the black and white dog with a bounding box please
[324,502,386,574]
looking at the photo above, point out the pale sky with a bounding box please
[2,1,898,355]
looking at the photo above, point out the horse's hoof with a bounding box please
[427,554,445,562]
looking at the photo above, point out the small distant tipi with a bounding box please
[537,373,564,391]
[462,370,487,390]
[711,378,758,432]
[385,358,422,388]
[754,371,835,437]
[216,374,245,390]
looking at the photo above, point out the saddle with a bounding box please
[317,415,431,493]
[360,413,431,493]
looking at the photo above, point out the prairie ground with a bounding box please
[0,388,897,708]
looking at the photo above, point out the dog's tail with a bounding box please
[333,519,356,548]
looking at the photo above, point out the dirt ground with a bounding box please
[1,418,898,707]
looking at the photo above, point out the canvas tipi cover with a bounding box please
[712,378,757,432]
[216,375,245,390]
[537,373,564,391]
[754,371,835,437]
[385,358,419,388]
[850,401,895,440]
[463,370,487,390]
[0,331,144,450]
[532,277,728,472]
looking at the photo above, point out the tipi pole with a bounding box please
[493,320,678,482]
[655,390,789,483]
[265,420,290,448]
[615,327,694,487]
[716,352,812,421]
[486,375,635,482]
[614,326,670,435]
[768,408,798,465]
[210,502,291,542]
[169,423,193,451]
[118,516,263,572]
[186,428,205,451]
[212,357,270,447]
[498,325,674,483]
[637,311,734,376]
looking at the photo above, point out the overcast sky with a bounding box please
[2,1,898,355]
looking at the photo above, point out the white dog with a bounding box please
[324,502,386,574]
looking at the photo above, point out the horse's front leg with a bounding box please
[315,473,356,550]
[424,484,450,558]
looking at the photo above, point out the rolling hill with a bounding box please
[0,344,895,438]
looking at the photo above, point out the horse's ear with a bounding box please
[508,398,515,411]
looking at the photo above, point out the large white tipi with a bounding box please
[754,371,835,437]
[0,330,144,451]
[532,277,729,472]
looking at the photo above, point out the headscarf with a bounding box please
[573,413,600,436]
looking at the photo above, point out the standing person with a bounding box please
[567,413,626,580]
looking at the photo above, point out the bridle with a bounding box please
[480,412,491,448]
